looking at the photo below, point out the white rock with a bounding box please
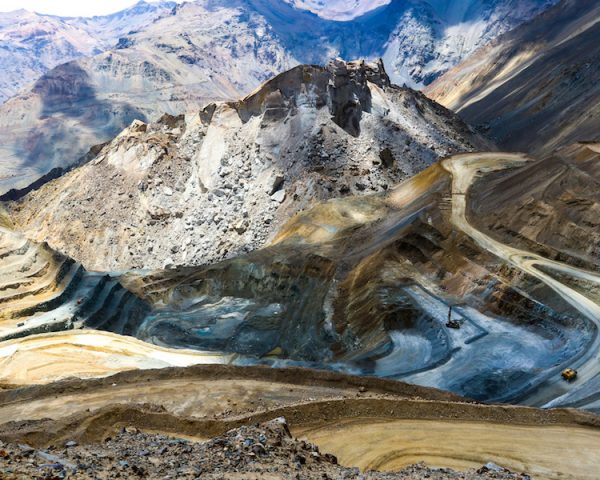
[271,189,286,203]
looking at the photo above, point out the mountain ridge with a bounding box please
[0,0,555,194]
[6,59,489,271]
[0,1,177,104]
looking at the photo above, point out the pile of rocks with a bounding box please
[0,418,532,479]
[9,60,489,272]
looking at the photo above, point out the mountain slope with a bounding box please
[425,0,600,154]
[6,60,488,271]
[0,9,100,104]
[282,0,392,20]
[0,0,298,194]
[0,0,554,193]
[0,1,176,104]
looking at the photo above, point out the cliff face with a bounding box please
[7,60,487,272]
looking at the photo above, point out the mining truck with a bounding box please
[561,368,578,382]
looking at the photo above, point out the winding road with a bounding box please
[441,153,600,408]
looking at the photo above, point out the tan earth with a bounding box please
[297,418,600,480]
[0,330,232,386]
[0,364,598,479]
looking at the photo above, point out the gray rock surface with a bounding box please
[8,60,490,272]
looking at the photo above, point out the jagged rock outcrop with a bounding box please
[425,0,600,154]
[7,60,489,272]
[0,0,554,193]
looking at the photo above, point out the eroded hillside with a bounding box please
[7,60,488,271]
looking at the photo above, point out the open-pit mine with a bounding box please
[1,139,600,478]
[0,48,599,478]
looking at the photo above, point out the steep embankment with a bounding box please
[426,0,600,154]
[0,222,149,343]
[7,60,488,271]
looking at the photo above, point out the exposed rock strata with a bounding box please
[117,148,598,406]
[0,221,149,343]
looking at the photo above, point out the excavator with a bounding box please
[446,306,461,329]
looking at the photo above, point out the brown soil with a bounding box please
[0,366,598,479]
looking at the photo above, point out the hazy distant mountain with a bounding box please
[426,0,600,154]
[0,1,176,104]
[282,0,392,20]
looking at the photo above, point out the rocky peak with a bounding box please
[231,58,391,136]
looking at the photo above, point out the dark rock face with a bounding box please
[426,0,600,154]
[327,59,386,136]
[235,59,391,137]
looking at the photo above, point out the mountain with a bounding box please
[5,63,600,408]
[0,0,554,194]
[0,1,176,104]
[282,0,392,20]
[425,0,600,154]
[0,0,297,194]
[0,9,100,104]
[6,60,489,271]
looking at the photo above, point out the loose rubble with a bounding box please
[0,418,532,480]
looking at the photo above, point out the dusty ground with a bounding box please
[0,330,232,386]
[0,418,532,480]
[0,366,598,479]
[297,418,600,480]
